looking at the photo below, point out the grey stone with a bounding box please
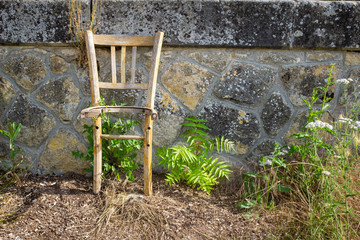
[153,115,184,148]
[98,1,293,47]
[50,55,70,74]
[306,51,342,62]
[0,0,89,43]
[39,129,88,175]
[199,102,260,155]
[161,60,215,111]
[0,47,8,62]
[283,111,308,145]
[256,51,303,65]
[0,75,16,117]
[139,47,176,75]
[281,64,337,106]
[0,140,35,172]
[214,62,276,105]
[338,68,360,105]
[3,94,57,147]
[261,93,292,136]
[73,109,93,143]
[0,141,10,170]
[75,66,91,96]
[152,86,186,147]
[181,49,232,73]
[345,52,360,66]
[101,89,140,106]
[246,140,276,165]
[37,77,80,121]
[293,1,360,49]
[3,55,47,91]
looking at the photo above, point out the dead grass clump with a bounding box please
[0,192,23,225]
[96,184,168,239]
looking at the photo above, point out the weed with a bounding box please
[156,116,234,194]
[68,0,102,66]
[0,122,23,186]
[238,65,360,239]
[73,98,142,181]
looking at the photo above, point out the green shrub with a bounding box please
[156,116,234,194]
[73,98,142,181]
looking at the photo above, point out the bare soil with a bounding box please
[0,169,281,240]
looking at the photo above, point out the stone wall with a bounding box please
[0,0,359,175]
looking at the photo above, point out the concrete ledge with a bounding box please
[0,0,89,44]
[0,0,359,49]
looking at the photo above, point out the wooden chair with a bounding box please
[80,30,164,196]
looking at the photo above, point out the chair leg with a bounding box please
[144,115,153,196]
[93,117,102,194]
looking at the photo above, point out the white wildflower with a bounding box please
[353,121,360,128]
[322,170,331,176]
[338,117,352,124]
[335,78,353,85]
[259,156,272,166]
[306,120,333,130]
[350,124,359,131]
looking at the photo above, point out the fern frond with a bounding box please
[215,136,235,153]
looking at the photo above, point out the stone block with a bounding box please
[306,51,342,62]
[0,75,16,117]
[338,68,360,105]
[3,94,57,147]
[161,60,215,111]
[181,49,232,73]
[50,55,70,74]
[281,64,337,106]
[0,0,89,43]
[345,52,360,66]
[199,102,260,155]
[3,55,47,92]
[293,1,360,49]
[152,86,186,148]
[256,51,304,65]
[75,65,91,96]
[214,62,276,105]
[261,93,292,136]
[98,1,293,47]
[39,129,88,175]
[246,140,276,165]
[37,77,80,121]
[283,111,308,145]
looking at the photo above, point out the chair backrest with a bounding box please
[85,30,164,109]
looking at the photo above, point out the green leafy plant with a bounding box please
[238,65,360,239]
[156,116,234,194]
[73,98,142,181]
[0,122,23,184]
[237,142,290,210]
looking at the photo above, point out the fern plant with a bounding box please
[156,116,234,194]
[73,98,142,181]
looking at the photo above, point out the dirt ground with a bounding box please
[0,168,282,240]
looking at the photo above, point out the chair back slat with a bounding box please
[93,34,155,46]
[110,46,117,83]
[85,30,163,107]
[120,46,126,83]
[85,31,101,106]
[98,82,148,90]
[131,46,137,84]
[146,32,164,109]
